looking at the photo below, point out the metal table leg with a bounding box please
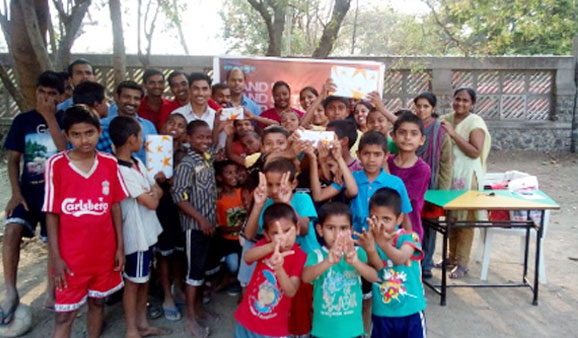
[532,210,545,305]
[441,220,449,306]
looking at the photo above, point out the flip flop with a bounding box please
[0,300,19,326]
[162,306,181,322]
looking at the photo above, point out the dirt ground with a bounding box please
[0,150,577,338]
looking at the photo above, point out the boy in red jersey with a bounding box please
[43,105,128,338]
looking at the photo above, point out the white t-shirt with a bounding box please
[118,157,163,255]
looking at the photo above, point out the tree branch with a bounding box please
[421,0,470,56]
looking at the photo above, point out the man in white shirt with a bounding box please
[172,72,216,127]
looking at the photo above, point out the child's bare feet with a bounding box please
[138,325,172,337]
[185,320,209,338]
[196,307,221,326]
[125,328,142,338]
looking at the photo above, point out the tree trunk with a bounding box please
[0,64,26,111]
[19,0,53,71]
[312,0,351,58]
[266,3,286,56]
[246,0,287,57]
[109,0,126,88]
[54,0,91,71]
[9,0,46,109]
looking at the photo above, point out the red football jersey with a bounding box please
[235,239,307,337]
[43,151,128,275]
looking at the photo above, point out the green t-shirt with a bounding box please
[372,230,426,317]
[305,246,368,338]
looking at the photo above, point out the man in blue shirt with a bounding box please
[57,59,95,112]
[226,67,262,115]
[97,81,157,163]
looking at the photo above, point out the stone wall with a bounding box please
[488,121,572,150]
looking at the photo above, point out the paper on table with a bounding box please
[145,135,173,178]
[220,107,244,121]
[330,65,380,99]
[295,130,336,147]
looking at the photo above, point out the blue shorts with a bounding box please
[124,248,152,283]
[5,184,46,240]
[372,311,427,338]
[234,322,288,338]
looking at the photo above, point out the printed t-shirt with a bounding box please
[387,156,431,240]
[4,110,63,186]
[42,152,128,274]
[216,188,247,241]
[333,169,412,233]
[306,247,367,338]
[118,157,163,255]
[372,230,426,318]
[258,193,320,254]
[235,239,307,337]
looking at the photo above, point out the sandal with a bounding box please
[422,270,433,280]
[162,306,182,322]
[0,299,19,326]
[434,259,456,269]
[449,265,469,279]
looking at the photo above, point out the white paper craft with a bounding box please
[330,65,380,99]
[220,107,244,121]
[145,135,173,179]
[296,130,336,147]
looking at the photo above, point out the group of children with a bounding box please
[3,65,469,338]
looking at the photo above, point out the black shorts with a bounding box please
[155,193,184,256]
[5,184,46,239]
[185,229,211,286]
[362,277,373,300]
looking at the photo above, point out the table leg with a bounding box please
[441,221,449,306]
[533,210,544,305]
[523,216,531,282]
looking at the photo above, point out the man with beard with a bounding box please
[97,81,157,162]
[166,71,190,115]
[138,69,174,130]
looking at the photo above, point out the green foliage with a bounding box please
[220,0,270,55]
[220,0,578,56]
[426,0,578,55]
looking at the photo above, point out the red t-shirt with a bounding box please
[232,141,246,157]
[208,98,222,111]
[138,96,174,130]
[235,239,307,336]
[42,152,128,275]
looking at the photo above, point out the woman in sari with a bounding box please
[440,88,491,278]
[413,92,453,279]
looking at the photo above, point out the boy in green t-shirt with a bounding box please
[302,202,378,338]
[357,187,427,338]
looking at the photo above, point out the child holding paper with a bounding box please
[109,116,169,338]
[155,113,188,321]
